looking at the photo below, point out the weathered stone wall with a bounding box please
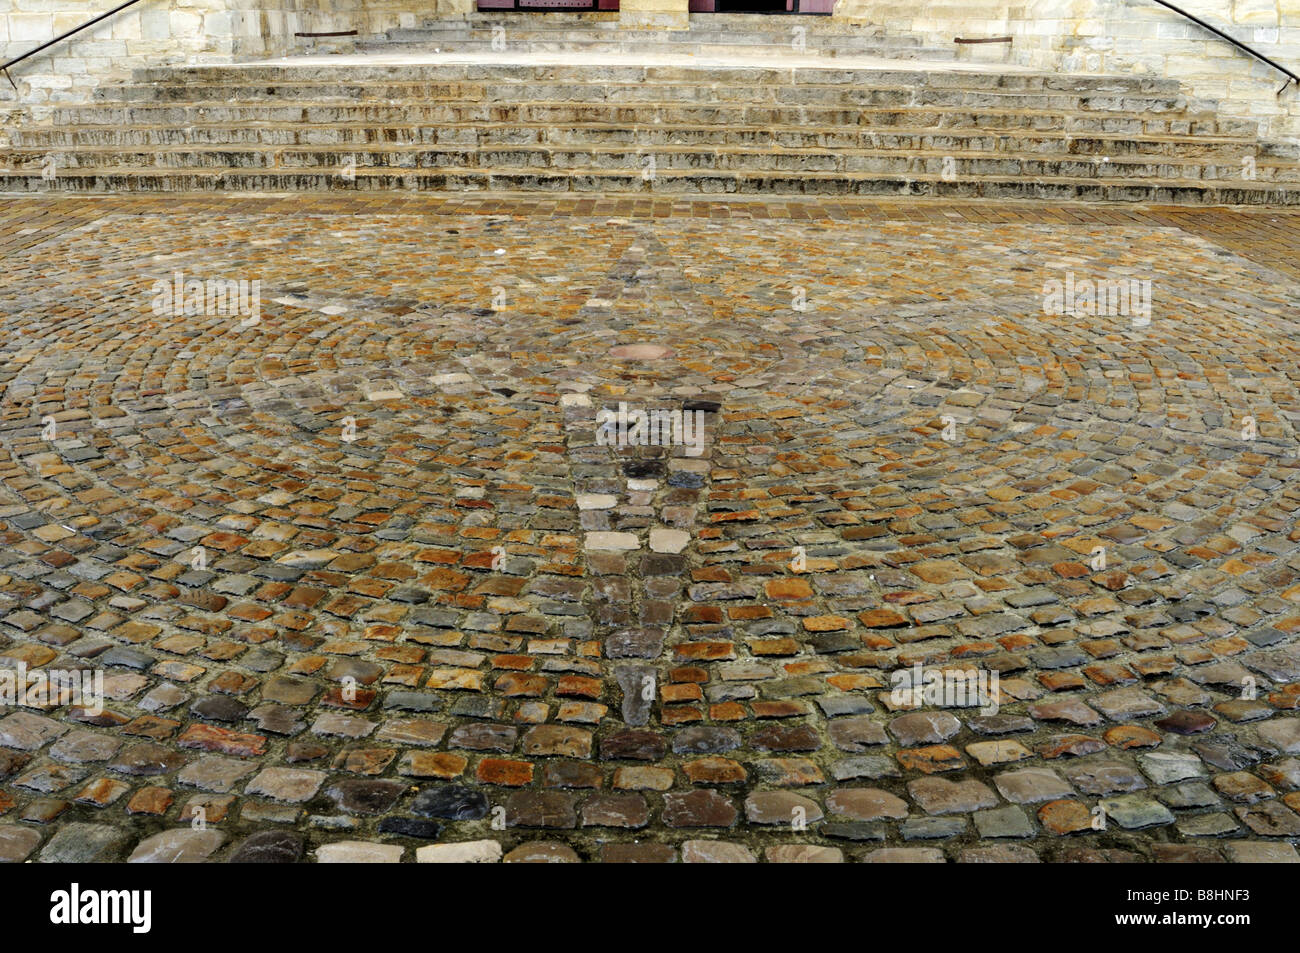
[247,0,475,58]
[0,0,445,127]
[0,0,259,109]
[835,0,1300,141]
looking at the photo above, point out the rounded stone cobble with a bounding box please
[0,195,1297,861]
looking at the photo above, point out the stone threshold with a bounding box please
[236,49,1040,74]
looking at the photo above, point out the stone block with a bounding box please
[140,9,170,40]
[9,14,52,42]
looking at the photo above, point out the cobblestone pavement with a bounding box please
[2,193,1300,863]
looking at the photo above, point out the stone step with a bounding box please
[2,165,1297,205]
[99,74,1188,104]
[88,84,1195,120]
[10,122,1267,161]
[361,34,955,58]
[48,102,1252,140]
[11,45,1291,206]
[131,62,1186,95]
[71,89,1202,122]
[7,144,1296,183]
[378,26,928,45]
[362,40,959,60]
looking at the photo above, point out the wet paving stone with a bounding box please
[1103,725,1162,750]
[960,845,1041,863]
[505,790,579,828]
[317,842,404,863]
[1038,799,1094,836]
[967,740,1033,767]
[326,779,407,815]
[127,829,227,863]
[663,789,739,827]
[1,193,1299,861]
[826,787,909,821]
[177,755,258,793]
[767,844,844,863]
[672,726,742,755]
[828,717,889,751]
[1235,800,1300,836]
[246,767,327,803]
[745,791,823,826]
[599,729,667,761]
[38,823,127,863]
[377,817,442,839]
[581,792,649,828]
[227,830,306,863]
[1256,719,1300,753]
[908,777,999,815]
[0,713,67,750]
[897,745,967,774]
[416,840,502,864]
[1224,841,1300,863]
[600,842,676,863]
[1259,760,1300,790]
[1155,710,1218,735]
[681,840,757,863]
[829,755,899,782]
[0,825,42,863]
[1158,781,1221,810]
[822,820,888,842]
[1062,761,1148,796]
[1213,771,1276,804]
[504,842,581,863]
[968,715,1035,736]
[521,725,593,758]
[107,743,188,777]
[412,784,491,820]
[1101,795,1177,830]
[995,769,1074,805]
[1138,752,1207,785]
[861,847,946,863]
[1153,844,1224,863]
[889,712,962,747]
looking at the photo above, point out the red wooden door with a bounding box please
[693,0,834,10]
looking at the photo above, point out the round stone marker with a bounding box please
[609,344,674,360]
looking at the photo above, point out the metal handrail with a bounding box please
[1,0,146,90]
[1148,0,1297,96]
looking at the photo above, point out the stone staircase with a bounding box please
[360,12,958,60]
[2,49,1299,203]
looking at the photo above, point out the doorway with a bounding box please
[689,0,834,12]
[716,0,787,10]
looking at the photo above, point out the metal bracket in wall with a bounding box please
[954,37,1013,44]
[294,30,359,38]
[2,67,14,91]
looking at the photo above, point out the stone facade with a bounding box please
[2,0,1298,140]
[261,0,475,51]
[835,0,1300,140]
[0,0,467,114]
[0,0,273,134]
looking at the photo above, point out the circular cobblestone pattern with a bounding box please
[1,202,1300,863]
